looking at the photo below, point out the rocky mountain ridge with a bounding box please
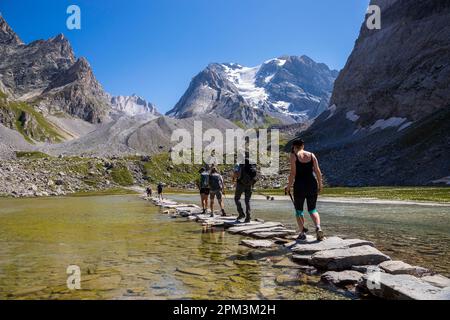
[110,94,160,117]
[167,55,338,127]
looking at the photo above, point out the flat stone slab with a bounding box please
[352,265,384,274]
[228,222,281,234]
[240,240,276,249]
[310,245,391,271]
[322,271,364,287]
[240,226,290,236]
[176,206,202,212]
[421,274,450,289]
[361,272,450,300]
[273,257,305,269]
[196,215,238,224]
[252,230,296,239]
[292,237,374,255]
[379,260,430,277]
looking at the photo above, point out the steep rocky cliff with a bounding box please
[295,0,450,186]
[0,17,110,143]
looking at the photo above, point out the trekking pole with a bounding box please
[285,187,309,233]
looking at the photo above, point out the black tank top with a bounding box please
[294,152,318,195]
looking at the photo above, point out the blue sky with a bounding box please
[1,0,369,113]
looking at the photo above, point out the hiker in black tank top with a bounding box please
[294,153,318,196]
[285,139,325,241]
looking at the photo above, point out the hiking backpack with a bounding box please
[200,172,210,189]
[238,163,258,186]
[209,173,223,191]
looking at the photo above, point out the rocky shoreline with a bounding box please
[0,156,146,198]
[147,196,450,300]
[0,153,289,198]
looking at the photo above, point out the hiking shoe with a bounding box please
[303,227,309,233]
[316,228,324,241]
[244,218,251,223]
[297,232,307,241]
[210,213,214,218]
[221,210,227,217]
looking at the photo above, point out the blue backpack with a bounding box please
[200,172,209,189]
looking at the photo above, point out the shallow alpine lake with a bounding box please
[0,194,448,300]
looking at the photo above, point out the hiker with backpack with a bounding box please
[209,167,226,217]
[146,185,153,198]
[233,154,258,223]
[198,167,210,214]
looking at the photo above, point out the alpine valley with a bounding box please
[0,0,449,196]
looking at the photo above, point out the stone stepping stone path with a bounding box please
[146,196,450,300]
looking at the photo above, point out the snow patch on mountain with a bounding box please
[110,95,160,117]
[346,110,360,122]
[265,58,287,66]
[370,117,408,131]
[221,64,268,108]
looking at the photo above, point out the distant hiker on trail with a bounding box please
[233,154,258,223]
[209,167,226,217]
[157,182,164,200]
[146,186,152,198]
[198,168,210,214]
[285,139,324,241]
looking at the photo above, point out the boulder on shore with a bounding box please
[310,245,391,271]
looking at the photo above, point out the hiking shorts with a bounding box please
[200,188,210,195]
[210,190,223,201]
[293,193,318,216]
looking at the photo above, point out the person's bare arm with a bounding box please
[285,153,296,193]
[312,153,323,193]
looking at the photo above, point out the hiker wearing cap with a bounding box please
[285,139,324,241]
[198,168,210,214]
[209,167,226,217]
[233,155,257,223]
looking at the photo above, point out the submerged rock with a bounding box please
[175,267,209,277]
[310,245,391,271]
[275,274,300,286]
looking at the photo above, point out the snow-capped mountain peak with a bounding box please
[167,55,338,127]
[110,95,160,117]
